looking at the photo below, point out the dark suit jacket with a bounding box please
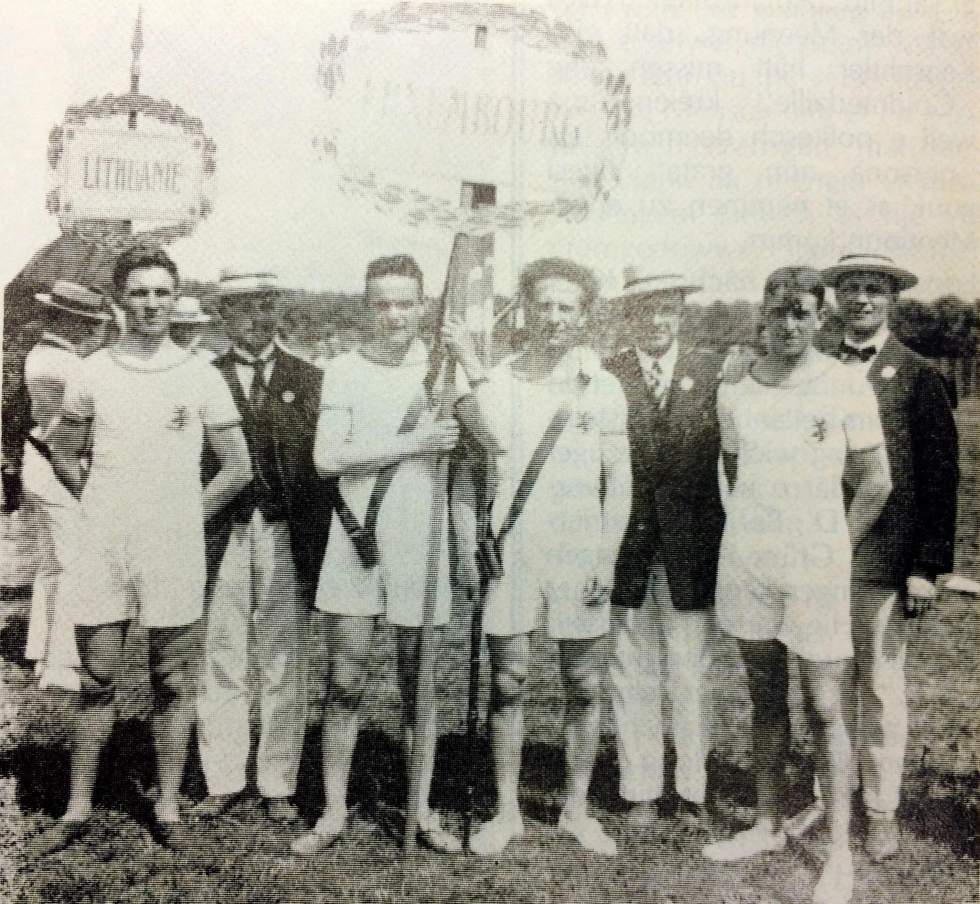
[847,335,958,584]
[204,346,335,588]
[605,345,726,611]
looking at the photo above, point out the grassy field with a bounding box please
[0,399,978,904]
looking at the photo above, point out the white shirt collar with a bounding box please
[232,342,275,364]
[845,324,890,352]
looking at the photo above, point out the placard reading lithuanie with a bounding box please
[59,126,205,222]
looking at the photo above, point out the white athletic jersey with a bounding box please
[716,354,883,591]
[62,341,240,511]
[314,340,452,625]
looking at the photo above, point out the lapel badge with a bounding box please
[679,376,695,391]
[880,366,897,381]
[281,389,296,404]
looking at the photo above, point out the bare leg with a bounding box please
[396,626,443,821]
[67,622,126,820]
[396,626,458,850]
[558,634,616,856]
[800,658,851,849]
[149,624,201,821]
[320,615,375,828]
[740,638,790,829]
[559,635,610,818]
[704,639,788,862]
[800,657,853,903]
[469,633,528,855]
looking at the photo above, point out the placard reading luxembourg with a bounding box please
[59,127,205,222]
[317,3,632,233]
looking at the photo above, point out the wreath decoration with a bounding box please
[46,92,216,251]
[315,2,631,233]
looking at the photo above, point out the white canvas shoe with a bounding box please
[703,823,786,862]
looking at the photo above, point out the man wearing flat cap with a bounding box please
[786,254,959,861]
[194,271,332,822]
[21,281,109,691]
[604,271,726,828]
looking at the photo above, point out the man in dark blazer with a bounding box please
[783,254,959,860]
[605,271,726,827]
[194,271,333,821]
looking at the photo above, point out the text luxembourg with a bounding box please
[81,156,184,194]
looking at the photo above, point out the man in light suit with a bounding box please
[604,271,726,828]
[194,272,333,822]
[786,254,959,861]
[22,281,110,691]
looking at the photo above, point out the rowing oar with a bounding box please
[403,230,493,853]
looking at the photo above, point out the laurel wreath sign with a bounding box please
[46,92,217,252]
[315,2,632,233]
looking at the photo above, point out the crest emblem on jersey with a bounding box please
[281,390,295,404]
[881,365,897,380]
[167,405,190,430]
[679,376,694,391]
[811,417,827,443]
[575,410,595,433]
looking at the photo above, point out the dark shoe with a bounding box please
[28,818,90,856]
[865,815,899,862]
[190,792,242,820]
[625,800,659,828]
[675,798,711,829]
[265,797,300,822]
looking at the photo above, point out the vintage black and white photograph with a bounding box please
[0,1,977,902]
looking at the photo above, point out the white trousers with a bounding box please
[21,483,83,690]
[608,564,716,804]
[197,511,308,798]
[848,582,908,816]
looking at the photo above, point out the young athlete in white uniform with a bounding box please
[21,281,109,691]
[703,267,892,904]
[292,254,461,856]
[444,257,632,858]
[30,247,252,855]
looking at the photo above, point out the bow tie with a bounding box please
[839,342,877,363]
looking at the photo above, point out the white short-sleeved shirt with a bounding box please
[715,354,884,660]
[60,341,240,627]
[479,352,628,639]
[314,341,453,626]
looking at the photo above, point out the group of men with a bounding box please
[21,245,957,885]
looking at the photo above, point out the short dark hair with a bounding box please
[111,246,179,296]
[364,254,424,298]
[519,257,600,312]
[763,266,826,309]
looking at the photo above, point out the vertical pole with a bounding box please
[403,24,495,856]
[120,7,143,239]
[129,7,143,130]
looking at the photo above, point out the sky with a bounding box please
[1,0,977,302]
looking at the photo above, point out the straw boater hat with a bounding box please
[821,254,918,292]
[619,268,704,301]
[35,280,111,321]
[217,270,281,298]
[170,296,211,324]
